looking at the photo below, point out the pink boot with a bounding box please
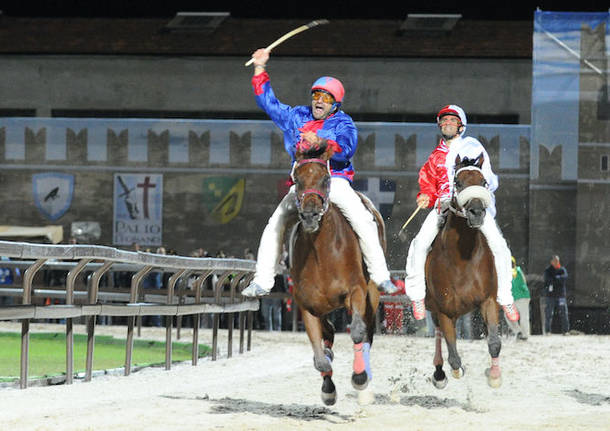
[412,299,426,320]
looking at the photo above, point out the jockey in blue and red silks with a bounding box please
[241,47,396,297]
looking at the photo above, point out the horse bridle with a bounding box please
[291,158,332,214]
[450,166,491,218]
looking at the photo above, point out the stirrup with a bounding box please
[241,282,270,298]
[502,303,520,322]
[412,299,426,320]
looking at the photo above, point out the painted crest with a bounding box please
[202,176,245,224]
[32,172,74,221]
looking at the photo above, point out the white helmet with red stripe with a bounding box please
[437,105,467,135]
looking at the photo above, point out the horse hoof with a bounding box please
[321,375,337,405]
[357,385,374,406]
[432,376,448,389]
[451,367,465,379]
[324,347,334,363]
[488,375,502,388]
[351,371,369,390]
[485,368,502,388]
[321,390,337,405]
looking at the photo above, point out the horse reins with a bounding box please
[291,158,332,213]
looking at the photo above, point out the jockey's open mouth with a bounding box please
[313,102,327,117]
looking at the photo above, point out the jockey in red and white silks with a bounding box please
[241,48,395,298]
[405,105,519,321]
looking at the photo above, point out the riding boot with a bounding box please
[502,303,520,322]
[412,299,426,320]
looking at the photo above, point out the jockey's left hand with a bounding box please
[297,131,325,152]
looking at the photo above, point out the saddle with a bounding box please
[286,191,383,269]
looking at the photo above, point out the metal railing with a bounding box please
[0,240,258,389]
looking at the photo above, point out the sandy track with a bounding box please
[0,322,608,430]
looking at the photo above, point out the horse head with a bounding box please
[292,142,337,233]
[452,153,492,228]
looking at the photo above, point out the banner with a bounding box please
[113,173,163,246]
[202,176,245,224]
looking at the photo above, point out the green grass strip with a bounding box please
[0,332,211,382]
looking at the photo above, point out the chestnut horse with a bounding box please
[289,144,383,405]
[425,153,503,389]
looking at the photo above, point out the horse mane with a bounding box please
[300,146,327,159]
[296,141,339,161]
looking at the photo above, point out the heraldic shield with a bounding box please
[32,172,74,221]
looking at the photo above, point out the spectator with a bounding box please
[505,256,531,340]
[261,274,285,331]
[0,256,19,307]
[542,255,570,335]
[244,248,255,261]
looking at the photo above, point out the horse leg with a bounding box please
[321,316,336,360]
[438,312,464,379]
[432,323,448,389]
[481,298,502,388]
[349,288,372,391]
[301,308,336,405]
[320,316,337,405]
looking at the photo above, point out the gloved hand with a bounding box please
[297,130,325,153]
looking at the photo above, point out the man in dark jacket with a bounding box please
[543,255,570,334]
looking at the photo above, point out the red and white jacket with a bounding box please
[417,136,498,216]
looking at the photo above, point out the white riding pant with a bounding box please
[404,209,514,305]
[252,177,390,290]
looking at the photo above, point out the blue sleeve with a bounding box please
[254,81,295,134]
[333,119,358,163]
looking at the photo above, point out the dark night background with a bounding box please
[0,1,608,19]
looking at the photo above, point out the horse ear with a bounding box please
[454,155,461,166]
[475,152,484,168]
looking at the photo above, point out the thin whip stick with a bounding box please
[397,204,426,242]
[245,19,329,66]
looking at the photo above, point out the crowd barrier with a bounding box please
[0,240,258,389]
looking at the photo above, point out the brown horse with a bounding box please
[289,144,383,405]
[425,153,503,389]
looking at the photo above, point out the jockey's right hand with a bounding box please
[251,48,269,68]
[416,194,430,208]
